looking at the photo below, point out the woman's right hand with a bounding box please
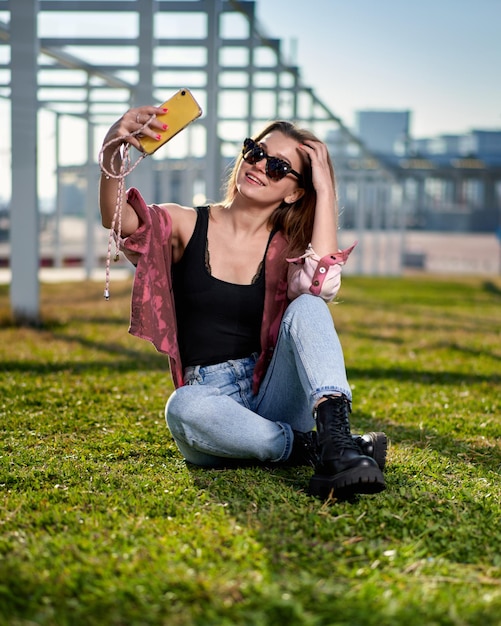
[101,104,169,155]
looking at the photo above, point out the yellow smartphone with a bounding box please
[138,88,203,155]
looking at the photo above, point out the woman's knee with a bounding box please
[287,293,328,315]
[166,386,193,433]
[283,294,333,329]
[165,385,217,432]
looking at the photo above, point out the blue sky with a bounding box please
[256,0,501,138]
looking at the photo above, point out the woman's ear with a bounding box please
[284,187,305,205]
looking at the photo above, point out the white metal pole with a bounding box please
[10,0,40,324]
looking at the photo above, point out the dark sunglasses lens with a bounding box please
[243,140,263,164]
[266,158,290,181]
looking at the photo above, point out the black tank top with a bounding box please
[172,207,266,367]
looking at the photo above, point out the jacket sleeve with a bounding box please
[118,187,154,263]
[286,242,356,302]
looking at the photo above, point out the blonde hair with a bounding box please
[221,120,338,256]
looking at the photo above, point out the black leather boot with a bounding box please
[308,396,386,501]
[286,430,319,467]
[286,431,388,470]
[353,432,388,471]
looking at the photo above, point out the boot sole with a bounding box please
[308,465,386,501]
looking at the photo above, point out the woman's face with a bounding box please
[235,131,304,206]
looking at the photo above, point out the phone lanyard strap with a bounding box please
[98,116,154,299]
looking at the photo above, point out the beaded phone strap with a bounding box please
[98,115,154,299]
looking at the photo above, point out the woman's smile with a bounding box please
[245,172,265,186]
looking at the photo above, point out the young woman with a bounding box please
[99,105,387,501]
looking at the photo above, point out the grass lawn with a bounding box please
[0,274,500,626]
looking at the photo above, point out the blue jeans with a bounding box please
[165,294,352,467]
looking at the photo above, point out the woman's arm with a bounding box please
[98,105,167,236]
[299,140,338,256]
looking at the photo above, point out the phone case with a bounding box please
[138,88,203,155]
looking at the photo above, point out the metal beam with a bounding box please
[10,0,40,325]
[205,0,222,202]
[0,20,134,91]
[127,0,157,201]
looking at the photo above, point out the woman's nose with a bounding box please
[255,156,267,173]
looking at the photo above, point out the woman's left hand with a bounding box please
[299,140,334,199]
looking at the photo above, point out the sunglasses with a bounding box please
[242,138,303,184]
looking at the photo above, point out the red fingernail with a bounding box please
[162,124,168,130]
[162,108,168,112]
[156,134,162,141]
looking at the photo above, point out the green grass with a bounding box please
[1,275,500,626]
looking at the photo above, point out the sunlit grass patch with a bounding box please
[1,275,500,625]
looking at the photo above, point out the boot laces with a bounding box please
[324,397,359,451]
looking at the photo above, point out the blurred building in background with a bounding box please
[330,114,501,235]
[355,110,411,156]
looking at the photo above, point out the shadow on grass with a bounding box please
[0,314,129,330]
[348,365,500,386]
[340,313,501,339]
[0,357,169,375]
[186,461,314,517]
[483,280,501,297]
[425,340,501,361]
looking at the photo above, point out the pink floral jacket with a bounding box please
[121,188,355,393]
